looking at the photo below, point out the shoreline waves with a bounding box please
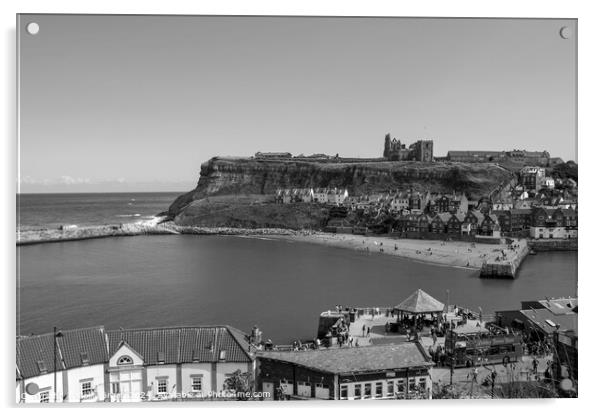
[17,220,515,270]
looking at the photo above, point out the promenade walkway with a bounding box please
[347,309,486,348]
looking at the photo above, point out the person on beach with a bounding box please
[362,324,366,337]
[367,327,371,337]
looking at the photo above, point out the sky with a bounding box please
[18,15,577,193]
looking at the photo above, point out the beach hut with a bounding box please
[393,289,445,332]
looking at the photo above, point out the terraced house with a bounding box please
[446,213,465,236]
[16,326,254,403]
[530,207,578,240]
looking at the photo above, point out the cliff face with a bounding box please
[168,157,513,218]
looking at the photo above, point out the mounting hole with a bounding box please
[559,26,572,40]
[26,22,40,35]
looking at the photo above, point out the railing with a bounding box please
[270,343,316,352]
[324,305,495,322]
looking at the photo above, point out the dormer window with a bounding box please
[36,360,47,374]
[117,355,133,365]
[80,352,90,366]
[157,351,165,364]
[192,349,200,363]
[218,350,226,361]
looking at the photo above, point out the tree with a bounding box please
[223,370,255,400]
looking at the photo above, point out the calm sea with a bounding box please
[17,192,182,231]
[17,234,577,343]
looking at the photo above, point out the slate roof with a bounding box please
[17,325,252,380]
[17,326,107,379]
[57,326,109,370]
[106,326,252,364]
[394,289,445,313]
[258,343,432,375]
[17,333,63,379]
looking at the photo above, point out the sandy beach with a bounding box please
[270,232,511,270]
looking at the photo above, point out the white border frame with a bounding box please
[3,1,599,415]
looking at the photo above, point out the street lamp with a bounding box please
[53,327,63,403]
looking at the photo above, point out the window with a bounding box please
[81,381,93,398]
[297,381,311,397]
[397,380,405,394]
[387,381,394,396]
[39,391,49,403]
[409,378,416,391]
[219,350,227,361]
[375,382,383,397]
[80,352,90,365]
[111,382,120,394]
[419,378,427,391]
[157,379,167,394]
[191,376,202,392]
[117,355,133,365]
[364,383,372,398]
[340,385,348,399]
[354,384,361,399]
[157,351,165,364]
[315,383,328,389]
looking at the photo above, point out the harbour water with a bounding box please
[17,234,577,343]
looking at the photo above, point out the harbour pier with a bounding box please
[480,239,530,279]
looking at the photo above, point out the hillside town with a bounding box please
[274,163,578,242]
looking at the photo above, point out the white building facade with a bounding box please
[17,326,255,403]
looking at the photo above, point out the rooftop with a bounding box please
[258,343,432,375]
[519,309,578,336]
[17,325,252,380]
[394,289,445,314]
[17,326,108,380]
[536,297,578,315]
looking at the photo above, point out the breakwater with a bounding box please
[16,221,301,246]
[480,239,530,279]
